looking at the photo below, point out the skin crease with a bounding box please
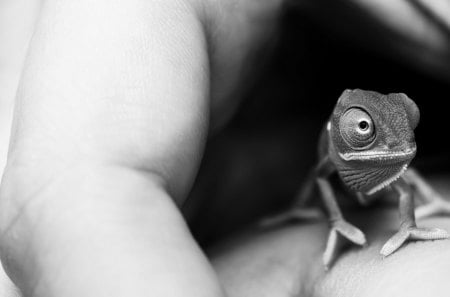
[0,0,449,297]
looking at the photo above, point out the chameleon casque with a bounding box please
[266,89,450,268]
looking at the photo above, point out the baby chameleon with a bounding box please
[265,89,450,268]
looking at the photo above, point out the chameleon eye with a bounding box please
[339,108,375,148]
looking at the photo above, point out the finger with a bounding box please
[211,177,450,297]
[0,0,221,296]
[0,0,40,172]
[210,223,327,297]
[211,212,450,297]
[0,264,21,297]
[201,0,285,129]
[319,212,450,297]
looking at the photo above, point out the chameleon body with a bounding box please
[266,89,450,268]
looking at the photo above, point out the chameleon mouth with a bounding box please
[338,146,416,162]
[365,164,409,195]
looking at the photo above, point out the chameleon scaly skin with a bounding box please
[327,89,418,196]
[263,89,450,268]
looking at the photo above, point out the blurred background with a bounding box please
[183,0,450,247]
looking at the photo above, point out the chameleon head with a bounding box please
[329,89,420,195]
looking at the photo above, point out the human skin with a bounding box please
[0,0,449,296]
[211,180,450,297]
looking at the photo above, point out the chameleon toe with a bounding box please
[380,227,450,257]
[333,220,367,246]
[322,220,367,268]
[323,229,339,268]
[409,227,450,240]
[380,228,410,257]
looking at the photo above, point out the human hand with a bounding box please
[0,0,449,297]
[0,0,284,296]
[210,177,450,297]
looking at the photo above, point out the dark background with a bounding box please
[184,3,450,246]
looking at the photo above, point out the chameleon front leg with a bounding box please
[404,168,450,219]
[259,163,326,227]
[317,176,366,268]
[259,205,323,227]
[380,177,450,256]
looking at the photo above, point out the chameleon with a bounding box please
[264,89,450,268]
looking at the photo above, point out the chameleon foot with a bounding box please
[380,227,450,257]
[260,208,324,227]
[415,200,450,220]
[323,220,367,268]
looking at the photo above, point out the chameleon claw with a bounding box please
[323,220,367,267]
[380,227,450,257]
[380,228,410,257]
[323,229,339,269]
[409,227,450,240]
[332,220,367,245]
